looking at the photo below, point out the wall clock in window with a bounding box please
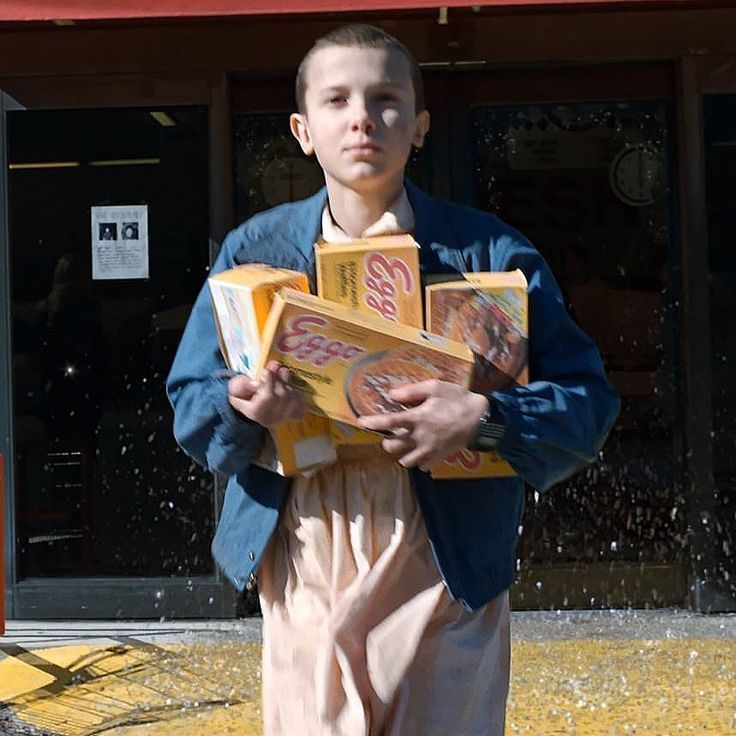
[609,144,664,207]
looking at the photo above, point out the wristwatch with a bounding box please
[468,398,506,452]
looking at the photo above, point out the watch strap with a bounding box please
[468,399,506,452]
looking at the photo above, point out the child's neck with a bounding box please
[326,180,403,238]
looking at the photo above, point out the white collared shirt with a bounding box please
[321,188,415,243]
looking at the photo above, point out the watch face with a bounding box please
[609,145,664,207]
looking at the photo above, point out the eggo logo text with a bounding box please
[363,252,414,322]
[274,314,366,367]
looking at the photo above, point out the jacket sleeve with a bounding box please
[490,234,621,492]
[166,230,266,477]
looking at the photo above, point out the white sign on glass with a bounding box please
[91,204,149,280]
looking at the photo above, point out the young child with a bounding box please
[167,24,620,736]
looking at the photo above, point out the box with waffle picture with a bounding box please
[208,264,335,476]
[315,234,422,444]
[425,269,528,479]
[257,289,474,427]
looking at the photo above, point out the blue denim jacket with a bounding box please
[166,181,620,611]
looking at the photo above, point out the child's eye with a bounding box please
[376,92,400,103]
[327,95,347,105]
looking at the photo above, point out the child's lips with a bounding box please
[346,143,381,156]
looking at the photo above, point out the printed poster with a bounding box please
[91,204,149,280]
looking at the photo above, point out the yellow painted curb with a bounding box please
[507,639,736,735]
[1,638,734,734]
[2,641,261,736]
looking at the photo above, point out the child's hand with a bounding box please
[357,381,489,471]
[228,361,306,427]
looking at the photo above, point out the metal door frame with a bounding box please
[0,80,238,619]
[1,90,23,620]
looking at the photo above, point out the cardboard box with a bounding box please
[208,264,336,476]
[315,234,422,327]
[426,270,528,479]
[316,234,422,444]
[257,289,475,427]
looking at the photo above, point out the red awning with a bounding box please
[0,0,713,22]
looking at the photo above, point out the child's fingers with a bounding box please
[358,410,415,433]
[388,380,438,405]
[228,374,259,400]
[286,393,307,421]
[259,366,275,397]
[380,433,415,457]
[398,446,435,470]
[228,395,253,417]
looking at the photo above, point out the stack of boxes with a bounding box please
[208,240,529,479]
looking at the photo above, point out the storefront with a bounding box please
[1,0,735,618]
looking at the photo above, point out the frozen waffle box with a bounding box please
[315,234,422,445]
[208,263,335,476]
[425,270,528,479]
[257,288,475,427]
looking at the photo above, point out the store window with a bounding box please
[9,107,213,579]
[473,101,682,604]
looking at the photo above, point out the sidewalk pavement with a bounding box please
[1,610,735,735]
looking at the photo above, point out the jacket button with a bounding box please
[248,550,256,561]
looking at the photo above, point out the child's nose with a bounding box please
[350,101,375,133]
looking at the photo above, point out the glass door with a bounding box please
[447,67,684,608]
[7,105,233,617]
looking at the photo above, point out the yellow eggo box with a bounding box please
[315,234,423,326]
[426,270,528,479]
[208,264,335,477]
[257,288,475,427]
[316,234,423,445]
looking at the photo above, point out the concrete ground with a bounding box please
[1,610,734,735]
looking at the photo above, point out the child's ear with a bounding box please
[290,113,314,156]
[412,110,431,149]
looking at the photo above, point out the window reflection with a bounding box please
[474,102,682,601]
[10,107,214,579]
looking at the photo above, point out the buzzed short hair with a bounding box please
[295,24,425,114]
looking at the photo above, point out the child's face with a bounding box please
[290,44,429,197]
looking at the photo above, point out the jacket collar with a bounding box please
[286,179,459,275]
[288,186,328,269]
[406,179,458,252]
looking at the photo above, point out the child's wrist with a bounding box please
[467,396,506,452]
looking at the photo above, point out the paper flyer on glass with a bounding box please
[91,204,149,280]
